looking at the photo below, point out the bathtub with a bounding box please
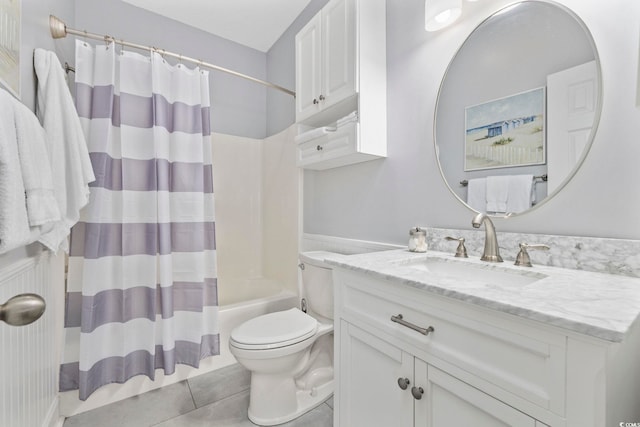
[59,279,298,417]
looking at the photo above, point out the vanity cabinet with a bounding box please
[333,264,640,427]
[294,0,387,170]
[339,321,544,427]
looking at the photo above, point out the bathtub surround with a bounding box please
[212,127,300,305]
[61,42,219,400]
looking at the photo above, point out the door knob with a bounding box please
[397,377,410,390]
[411,386,424,400]
[0,293,46,326]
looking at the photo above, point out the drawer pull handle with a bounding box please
[397,377,410,390]
[391,314,434,336]
[316,145,323,151]
[411,386,424,400]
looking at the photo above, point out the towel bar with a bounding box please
[460,174,547,187]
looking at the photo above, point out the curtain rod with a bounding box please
[48,15,296,97]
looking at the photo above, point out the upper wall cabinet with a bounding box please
[295,0,387,170]
[295,0,356,122]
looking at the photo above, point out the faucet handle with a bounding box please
[514,243,550,267]
[445,236,468,258]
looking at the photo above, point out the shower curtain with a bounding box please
[60,40,219,400]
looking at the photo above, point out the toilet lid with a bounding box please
[230,308,318,350]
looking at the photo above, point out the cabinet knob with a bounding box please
[411,386,424,400]
[318,94,325,101]
[313,98,319,105]
[316,145,323,151]
[397,377,410,390]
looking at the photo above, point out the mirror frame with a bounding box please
[433,0,603,217]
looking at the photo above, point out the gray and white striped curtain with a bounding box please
[60,40,219,400]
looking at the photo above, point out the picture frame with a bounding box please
[464,87,545,171]
[0,0,21,98]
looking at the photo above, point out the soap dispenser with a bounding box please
[408,227,427,252]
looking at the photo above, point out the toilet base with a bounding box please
[248,379,333,426]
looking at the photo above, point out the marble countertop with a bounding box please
[326,249,640,342]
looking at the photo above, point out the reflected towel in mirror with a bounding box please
[506,174,534,213]
[466,178,486,212]
[486,175,509,213]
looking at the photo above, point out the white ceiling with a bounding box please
[122,0,314,53]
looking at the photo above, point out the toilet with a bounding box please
[229,251,337,426]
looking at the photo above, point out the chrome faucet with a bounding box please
[471,213,503,262]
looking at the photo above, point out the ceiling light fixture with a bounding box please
[425,0,462,32]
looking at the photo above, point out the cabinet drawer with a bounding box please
[337,271,566,415]
[297,122,357,169]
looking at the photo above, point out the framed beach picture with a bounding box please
[0,0,20,98]
[464,87,545,171]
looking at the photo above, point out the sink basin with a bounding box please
[404,257,547,287]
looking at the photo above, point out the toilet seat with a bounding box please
[230,308,318,350]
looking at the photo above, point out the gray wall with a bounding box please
[75,0,268,139]
[303,0,640,242]
[266,0,329,136]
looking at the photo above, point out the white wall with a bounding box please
[303,0,640,242]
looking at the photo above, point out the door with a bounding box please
[339,321,413,427]
[321,0,356,109]
[1,251,60,427]
[546,60,598,194]
[295,11,322,121]
[416,362,536,427]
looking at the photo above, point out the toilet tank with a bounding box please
[299,251,338,320]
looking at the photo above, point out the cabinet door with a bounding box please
[295,12,322,121]
[416,362,537,427]
[339,321,413,427]
[321,0,356,109]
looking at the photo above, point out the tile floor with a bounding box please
[63,364,334,427]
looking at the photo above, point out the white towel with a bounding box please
[466,178,486,213]
[486,175,509,213]
[506,174,534,214]
[294,126,337,144]
[0,89,33,253]
[13,95,61,227]
[34,49,96,253]
[336,110,358,127]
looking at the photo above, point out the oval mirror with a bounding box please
[435,1,601,217]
